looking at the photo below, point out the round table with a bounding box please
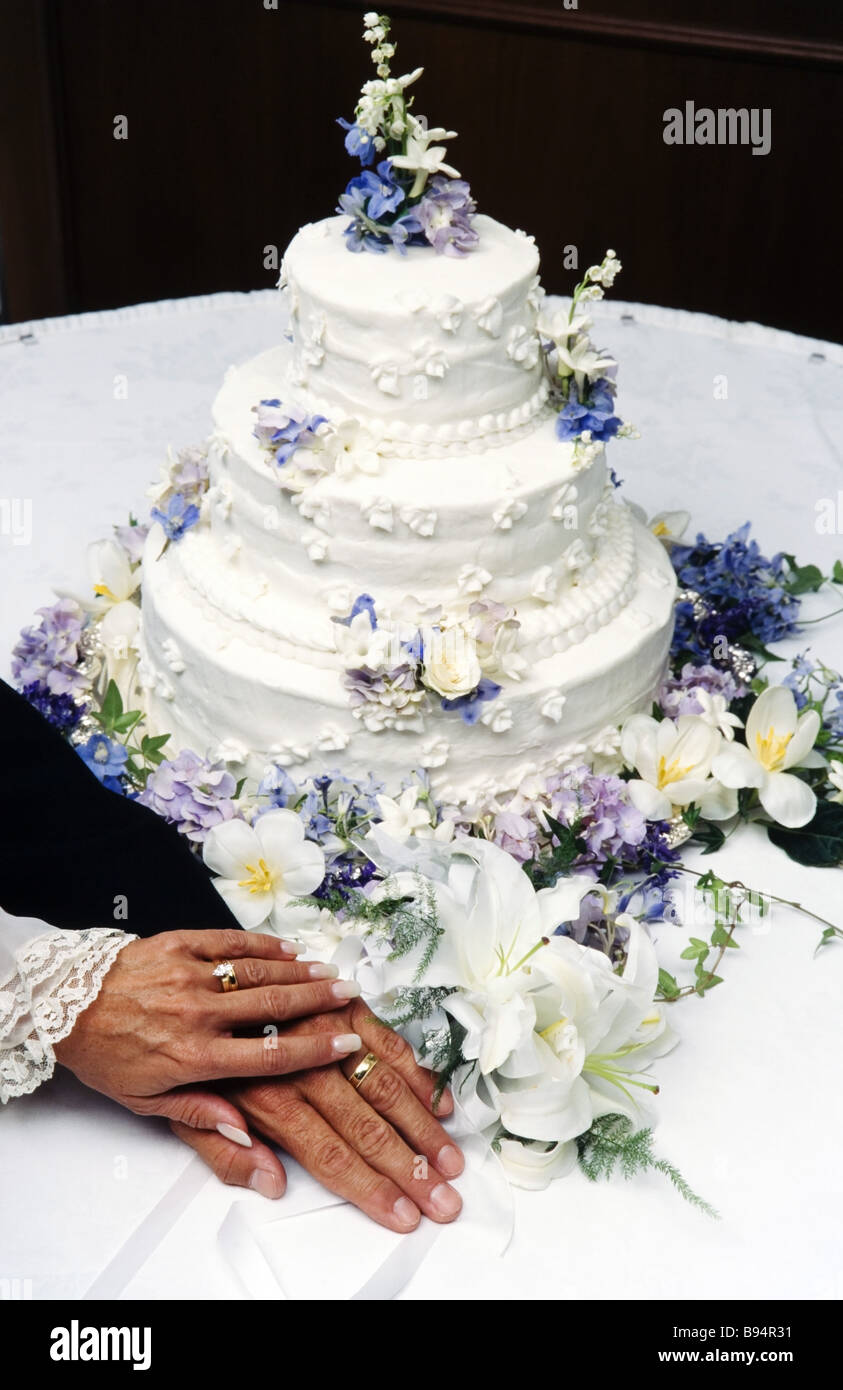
[1,292,842,1300]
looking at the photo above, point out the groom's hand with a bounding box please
[170,999,466,1232]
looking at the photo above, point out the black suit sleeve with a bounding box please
[0,679,237,936]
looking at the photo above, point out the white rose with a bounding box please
[423,628,482,698]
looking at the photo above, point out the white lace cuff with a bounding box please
[0,924,136,1103]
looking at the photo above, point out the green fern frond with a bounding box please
[576,1113,719,1218]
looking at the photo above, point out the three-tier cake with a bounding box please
[137,18,676,809]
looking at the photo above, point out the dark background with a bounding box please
[0,0,840,337]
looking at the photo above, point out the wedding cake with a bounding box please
[138,16,676,809]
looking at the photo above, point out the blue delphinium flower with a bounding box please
[77,733,128,793]
[441,676,501,724]
[670,523,801,660]
[257,764,300,809]
[21,681,85,732]
[150,492,200,543]
[555,380,622,443]
[335,593,378,630]
[337,117,376,165]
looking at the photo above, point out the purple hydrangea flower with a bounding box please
[659,661,744,716]
[253,399,328,466]
[545,765,647,867]
[441,676,501,725]
[150,492,201,542]
[413,176,479,256]
[12,598,87,696]
[21,681,85,732]
[492,810,539,863]
[77,733,128,793]
[337,117,377,166]
[555,380,622,443]
[113,520,149,564]
[137,749,237,842]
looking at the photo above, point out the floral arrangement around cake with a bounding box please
[12,12,843,1207]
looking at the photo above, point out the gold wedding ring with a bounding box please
[212,960,239,992]
[348,1051,380,1092]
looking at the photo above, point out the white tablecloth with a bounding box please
[1,292,842,1300]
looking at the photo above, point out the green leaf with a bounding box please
[691,821,726,855]
[141,733,171,755]
[833,560,843,585]
[112,710,142,734]
[783,561,825,596]
[767,800,843,867]
[235,776,247,799]
[739,633,784,664]
[711,923,739,949]
[96,679,123,730]
[657,968,681,1000]
[696,973,723,995]
[815,926,842,955]
[681,805,701,829]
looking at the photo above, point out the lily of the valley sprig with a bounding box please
[337,13,479,256]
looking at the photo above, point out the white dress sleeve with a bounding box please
[0,906,136,1103]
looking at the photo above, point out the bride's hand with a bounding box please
[54,927,363,1143]
[170,998,465,1231]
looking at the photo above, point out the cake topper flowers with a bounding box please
[337,13,479,256]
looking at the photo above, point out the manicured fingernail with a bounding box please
[279,939,305,955]
[393,1196,421,1230]
[308,962,339,980]
[331,980,361,1000]
[437,1144,463,1177]
[332,1032,361,1056]
[216,1123,252,1148]
[249,1168,282,1198]
[430,1183,462,1218]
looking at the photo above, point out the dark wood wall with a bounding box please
[1,0,840,337]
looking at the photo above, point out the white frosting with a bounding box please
[283,215,547,449]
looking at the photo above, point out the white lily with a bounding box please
[203,809,325,931]
[621,712,737,821]
[712,685,822,829]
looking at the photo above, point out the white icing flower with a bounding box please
[324,584,353,615]
[302,311,327,367]
[322,418,381,479]
[203,809,325,931]
[492,497,528,530]
[526,275,545,313]
[424,351,449,379]
[551,483,579,522]
[506,325,540,370]
[315,724,349,752]
[434,295,463,333]
[563,539,592,575]
[362,496,394,531]
[161,638,185,674]
[371,362,401,396]
[419,736,450,769]
[333,609,379,664]
[295,491,332,529]
[210,738,249,765]
[472,296,503,338]
[423,627,482,699]
[531,566,559,602]
[221,535,241,561]
[156,675,175,702]
[302,527,329,562]
[480,702,513,734]
[375,787,433,843]
[268,740,311,767]
[457,564,492,595]
[541,691,567,723]
[399,505,437,537]
[572,436,605,473]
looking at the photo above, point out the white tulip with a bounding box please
[712,685,822,828]
[203,810,325,931]
[621,712,736,821]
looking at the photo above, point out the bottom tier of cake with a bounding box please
[137,515,676,807]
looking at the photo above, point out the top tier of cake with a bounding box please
[283,213,549,454]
